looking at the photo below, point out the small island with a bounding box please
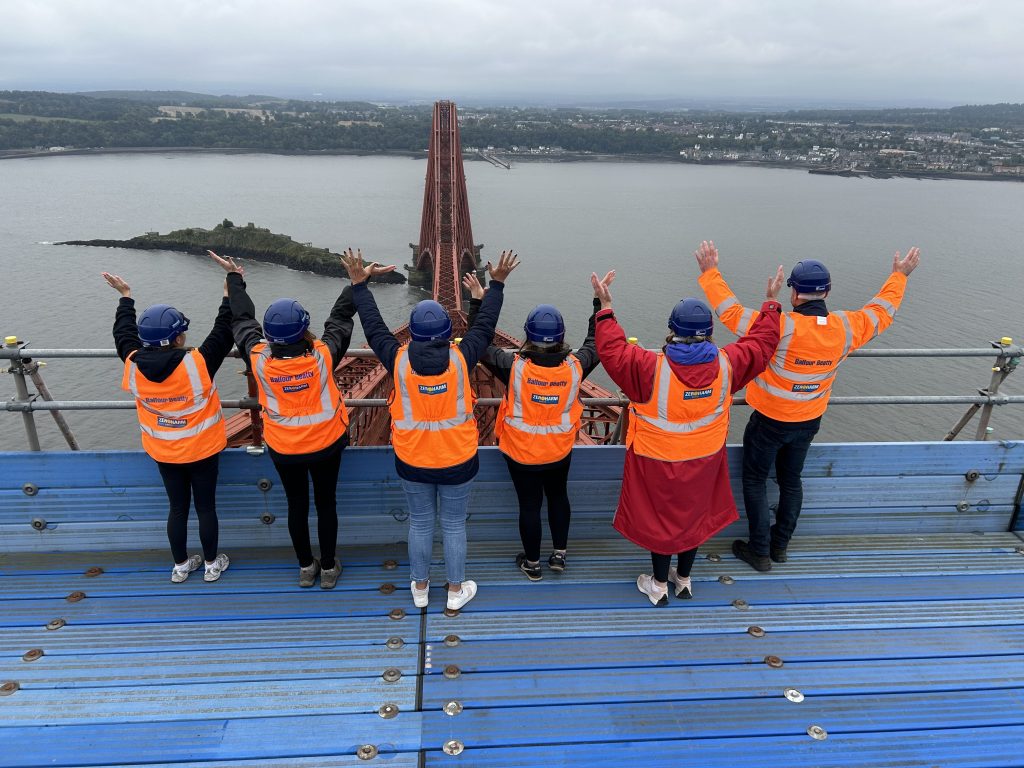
[59,220,407,283]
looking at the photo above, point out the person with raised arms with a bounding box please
[462,271,604,581]
[697,241,920,572]
[102,261,236,583]
[591,257,781,605]
[214,250,387,589]
[341,248,519,612]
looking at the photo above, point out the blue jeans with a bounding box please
[401,478,472,585]
[741,411,821,556]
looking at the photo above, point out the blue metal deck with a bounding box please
[2,442,1023,766]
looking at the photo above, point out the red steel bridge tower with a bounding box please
[229,100,621,448]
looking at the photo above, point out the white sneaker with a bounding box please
[446,580,478,611]
[668,567,693,599]
[204,553,230,582]
[171,554,202,583]
[636,574,669,606]
[411,581,430,608]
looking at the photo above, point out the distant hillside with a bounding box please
[58,220,407,283]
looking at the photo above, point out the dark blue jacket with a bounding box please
[352,280,505,484]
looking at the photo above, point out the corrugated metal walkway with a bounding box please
[2,531,1024,766]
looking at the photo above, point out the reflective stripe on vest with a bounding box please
[253,343,340,428]
[631,351,731,434]
[502,355,582,436]
[123,349,226,464]
[128,352,215,422]
[126,352,224,441]
[713,296,754,337]
[753,311,853,402]
[392,347,473,432]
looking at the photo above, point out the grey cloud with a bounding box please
[1,0,1021,104]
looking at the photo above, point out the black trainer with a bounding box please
[732,539,772,572]
[770,547,788,564]
[548,551,566,573]
[516,553,543,582]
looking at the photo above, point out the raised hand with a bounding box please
[766,265,784,299]
[694,240,719,273]
[462,272,485,301]
[591,271,614,310]
[101,272,131,298]
[892,247,921,276]
[340,248,397,284]
[208,250,244,277]
[486,250,520,283]
[593,269,615,299]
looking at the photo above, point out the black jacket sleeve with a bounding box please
[574,298,602,378]
[464,295,513,385]
[458,281,504,369]
[322,285,356,369]
[227,273,264,359]
[352,282,401,375]
[113,297,142,362]
[198,297,235,377]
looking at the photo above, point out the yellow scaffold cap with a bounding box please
[4,336,18,346]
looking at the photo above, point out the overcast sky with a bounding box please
[2,0,1022,107]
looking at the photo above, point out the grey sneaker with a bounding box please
[204,553,230,582]
[667,567,693,599]
[171,554,202,583]
[299,559,320,588]
[320,560,343,590]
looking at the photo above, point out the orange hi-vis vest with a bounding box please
[699,267,907,423]
[122,349,227,464]
[250,339,348,455]
[627,351,732,462]
[745,311,856,421]
[389,344,478,469]
[496,353,584,465]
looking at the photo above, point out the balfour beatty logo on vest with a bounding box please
[269,371,315,383]
[683,388,713,400]
[531,394,561,405]
[157,416,188,428]
[527,378,567,387]
[792,383,821,392]
[418,383,448,395]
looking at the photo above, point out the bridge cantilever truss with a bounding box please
[226,100,624,448]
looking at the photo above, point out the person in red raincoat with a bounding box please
[591,249,782,606]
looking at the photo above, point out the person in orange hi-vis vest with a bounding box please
[696,240,921,572]
[215,251,390,589]
[103,261,236,584]
[592,261,782,606]
[342,248,519,613]
[462,272,602,582]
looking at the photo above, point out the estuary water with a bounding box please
[1,152,1022,450]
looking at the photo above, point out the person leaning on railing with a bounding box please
[341,248,519,613]
[214,250,388,590]
[101,267,234,584]
[462,271,604,582]
[591,261,782,606]
[696,240,921,572]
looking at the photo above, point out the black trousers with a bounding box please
[504,454,572,563]
[651,548,699,583]
[741,410,821,556]
[273,444,344,569]
[156,453,220,564]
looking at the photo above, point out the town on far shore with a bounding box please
[2,90,1022,181]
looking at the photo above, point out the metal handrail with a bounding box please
[4,339,1020,449]
[2,346,1023,360]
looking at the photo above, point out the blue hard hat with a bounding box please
[787,259,832,294]
[668,298,713,338]
[138,304,190,347]
[263,298,310,344]
[524,304,565,344]
[410,300,452,342]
